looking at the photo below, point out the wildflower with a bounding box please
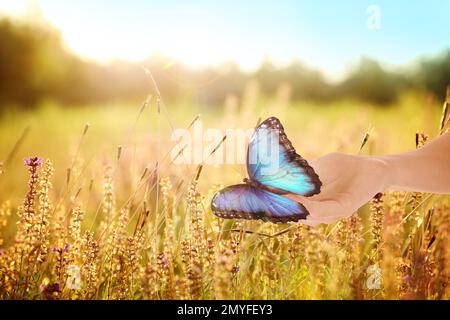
[158,253,169,268]
[214,248,234,299]
[401,276,413,284]
[41,283,61,300]
[24,157,42,167]
[370,192,384,261]
[39,278,50,292]
[400,293,416,300]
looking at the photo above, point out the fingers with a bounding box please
[298,214,342,226]
[285,194,340,217]
[299,216,321,226]
[299,214,342,226]
[285,193,352,223]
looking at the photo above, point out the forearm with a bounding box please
[378,132,450,193]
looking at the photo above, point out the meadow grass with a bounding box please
[0,87,449,299]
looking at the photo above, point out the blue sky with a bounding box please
[1,0,449,79]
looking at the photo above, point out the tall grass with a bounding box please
[0,85,449,299]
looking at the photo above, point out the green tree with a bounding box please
[340,57,406,105]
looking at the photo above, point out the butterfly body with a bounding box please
[243,177,289,196]
[211,117,322,223]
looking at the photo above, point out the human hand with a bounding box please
[284,132,450,226]
[286,152,389,226]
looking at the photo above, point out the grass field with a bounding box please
[0,87,449,299]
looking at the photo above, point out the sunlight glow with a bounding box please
[59,23,232,66]
[1,0,450,78]
[0,0,31,17]
[0,0,291,71]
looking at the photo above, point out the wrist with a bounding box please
[374,154,412,192]
[368,155,392,192]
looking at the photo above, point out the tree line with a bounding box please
[0,18,449,110]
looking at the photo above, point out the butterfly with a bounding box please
[211,117,322,223]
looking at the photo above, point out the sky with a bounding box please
[1,0,449,79]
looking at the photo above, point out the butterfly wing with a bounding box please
[247,117,321,196]
[211,184,309,223]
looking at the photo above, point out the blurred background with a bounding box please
[1,0,449,108]
[0,0,449,204]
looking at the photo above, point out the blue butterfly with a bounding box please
[211,117,322,223]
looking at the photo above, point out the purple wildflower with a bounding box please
[232,265,240,273]
[41,283,61,300]
[161,255,169,267]
[401,276,412,284]
[24,157,42,167]
[157,252,169,269]
[64,243,70,253]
